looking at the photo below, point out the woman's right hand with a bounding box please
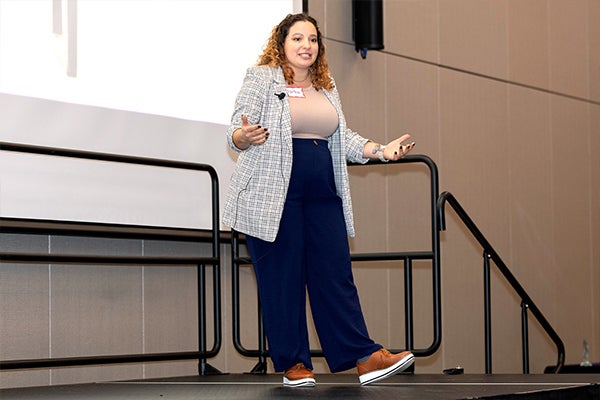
[233,115,269,150]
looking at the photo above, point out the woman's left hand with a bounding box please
[383,134,415,161]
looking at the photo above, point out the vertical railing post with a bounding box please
[231,230,242,354]
[198,263,208,374]
[255,297,268,373]
[231,230,268,374]
[483,252,492,374]
[521,301,530,373]
[404,257,414,351]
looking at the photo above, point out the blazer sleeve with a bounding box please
[328,80,370,164]
[226,67,270,152]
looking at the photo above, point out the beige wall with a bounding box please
[1,0,599,389]
[309,0,599,374]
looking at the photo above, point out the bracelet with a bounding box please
[373,144,388,162]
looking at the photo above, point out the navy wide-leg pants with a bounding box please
[245,138,381,373]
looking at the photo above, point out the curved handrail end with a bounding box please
[437,191,454,231]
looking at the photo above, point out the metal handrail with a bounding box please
[231,154,442,373]
[0,141,222,374]
[437,190,565,373]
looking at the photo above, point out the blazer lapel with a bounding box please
[271,68,293,153]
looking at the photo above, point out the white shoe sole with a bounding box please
[283,377,316,387]
[359,353,414,385]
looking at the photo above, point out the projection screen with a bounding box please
[0,0,300,229]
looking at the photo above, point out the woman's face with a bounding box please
[283,20,318,76]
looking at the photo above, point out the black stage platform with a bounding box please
[1,374,599,400]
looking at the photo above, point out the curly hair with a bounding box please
[258,13,333,91]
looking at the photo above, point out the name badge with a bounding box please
[286,86,305,98]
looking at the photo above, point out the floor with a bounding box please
[1,373,599,400]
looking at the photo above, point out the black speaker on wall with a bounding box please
[352,0,384,59]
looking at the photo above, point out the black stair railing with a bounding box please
[0,141,222,375]
[437,191,565,373]
[231,156,566,375]
[231,154,442,373]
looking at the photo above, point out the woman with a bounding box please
[223,13,415,387]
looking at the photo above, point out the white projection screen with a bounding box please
[0,0,300,229]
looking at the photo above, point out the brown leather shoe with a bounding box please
[357,349,414,385]
[283,363,316,387]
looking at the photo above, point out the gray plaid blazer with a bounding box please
[223,66,370,242]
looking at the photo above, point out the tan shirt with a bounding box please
[288,85,338,139]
